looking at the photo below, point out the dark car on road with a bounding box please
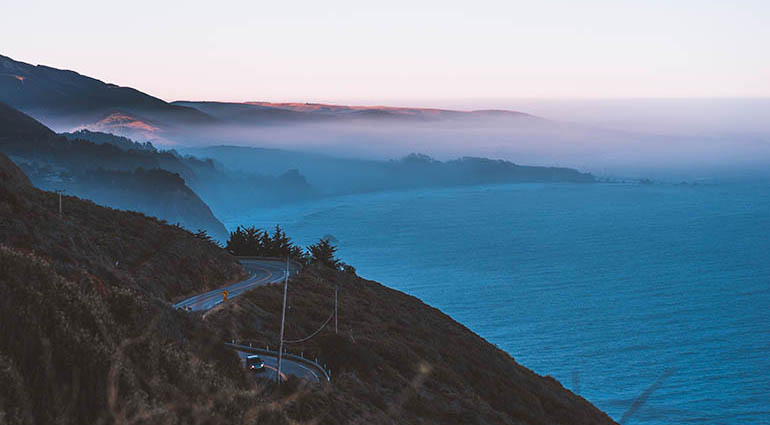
[246,355,265,372]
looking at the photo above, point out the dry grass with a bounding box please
[205,265,618,425]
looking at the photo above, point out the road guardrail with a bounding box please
[225,341,331,382]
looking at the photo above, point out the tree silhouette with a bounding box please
[226,224,306,262]
[226,226,265,256]
[307,238,342,269]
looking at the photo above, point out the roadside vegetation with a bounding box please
[226,225,344,269]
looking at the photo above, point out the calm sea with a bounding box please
[223,182,770,424]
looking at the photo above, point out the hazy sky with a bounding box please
[3,0,770,104]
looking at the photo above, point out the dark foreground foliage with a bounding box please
[306,238,342,269]
[0,153,264,424]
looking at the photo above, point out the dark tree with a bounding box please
[225,226,266,256]
[226,224,306,262]
[193,229,217,245]
[307,238,342,269]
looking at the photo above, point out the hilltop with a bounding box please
[172,100,537,124]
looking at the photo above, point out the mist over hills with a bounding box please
[0,102,229,241]
[3,53,770,181]
[0,99,593,244]
[0,53,601,231]
[186,145,593,196]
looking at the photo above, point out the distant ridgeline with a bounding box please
[187,146,595,197]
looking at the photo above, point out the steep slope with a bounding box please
[0,102,229,242]
[0,153,254,424]
[206,265,618,425]
[0,54,215,134]
[0,97,56,139]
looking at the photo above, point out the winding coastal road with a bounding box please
[173,258,325,383]
[173,259,291,311]
[230,344,328,383]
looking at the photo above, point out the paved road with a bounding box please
[235,349,325,383]
[173,258,323,383]
[173,259,290,311]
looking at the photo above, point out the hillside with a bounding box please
[0,102,230,241]
[0,153,616,424]
[0,152,253,423]
[0,54,214,135]
[205,266,617,425]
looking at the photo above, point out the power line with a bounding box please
[283,308,335,344]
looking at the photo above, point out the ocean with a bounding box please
[222,182,770,424]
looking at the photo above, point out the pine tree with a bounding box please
[307,238,342,269]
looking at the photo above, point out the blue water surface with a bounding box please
[223,182,770,424]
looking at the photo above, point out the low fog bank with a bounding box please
[174,114,770,182]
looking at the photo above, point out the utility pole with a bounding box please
[276,257,289,383]
[55,189,64,217]
[335,286,338,334]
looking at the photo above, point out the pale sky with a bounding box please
[3,0,770,104]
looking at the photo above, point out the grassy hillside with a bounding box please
[206,265,618,425]
[0,152,254,424]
